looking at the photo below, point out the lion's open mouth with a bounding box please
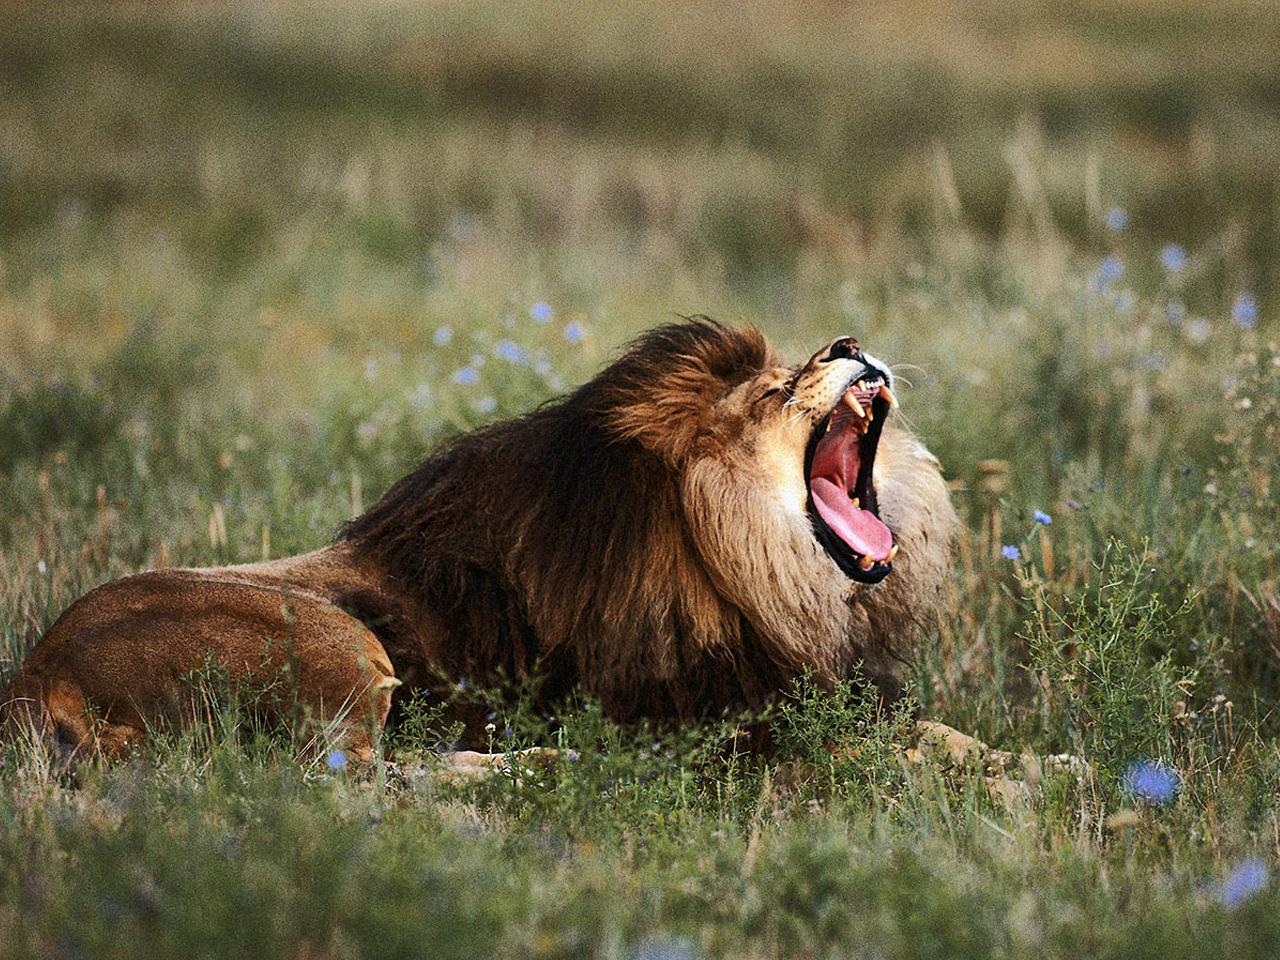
[805,377,898,584]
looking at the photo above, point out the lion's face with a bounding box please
[690,336,900,587]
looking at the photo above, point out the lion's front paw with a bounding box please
[435,747,576,783]
[907,720,1084,806]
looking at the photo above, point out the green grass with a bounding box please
[3,2,1280,956]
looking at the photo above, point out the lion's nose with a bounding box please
[822,337,862,362]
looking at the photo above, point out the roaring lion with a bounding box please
[3,320,958,762]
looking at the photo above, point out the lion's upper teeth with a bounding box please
[841,390,866,418]
[878,384,899,409]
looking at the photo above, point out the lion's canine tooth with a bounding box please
[888,544,899,562]
[878,385,899,409]
[859,555,876,571]
[841,390,866,418]
[850,497,860,508]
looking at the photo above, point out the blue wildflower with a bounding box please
[1123,759,1178,804]
[433,324,454,347]
[1232,292,1258,329]
[1033,510,1052,525]
[1001,545,1021,560]
[1160,244,1187,272]
[1090,256,1124,293]
[474,396,497,415]
[452,366,479,386]
[410,382,433,408]
[633,936,696,960]
[1105,207,1129,232]
[564,321,586,345]
[1138,351,1169,373]
[326,749,348,771]
[494,339,524,363]
[1219,858,1269,908]
[530,301,553,324]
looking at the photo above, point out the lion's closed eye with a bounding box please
[752,386,783,407]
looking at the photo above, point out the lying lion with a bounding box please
[4,319,972,766]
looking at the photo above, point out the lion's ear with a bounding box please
[591,320,774,462]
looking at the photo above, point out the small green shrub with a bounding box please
[770,671,917,802]
[1025,541,1195,784]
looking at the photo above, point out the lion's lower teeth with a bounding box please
[859,555,876,570]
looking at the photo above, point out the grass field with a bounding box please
[3,2,1280,957]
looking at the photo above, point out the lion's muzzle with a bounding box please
[800,339,899,584]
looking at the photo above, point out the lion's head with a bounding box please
[345,319,957,723]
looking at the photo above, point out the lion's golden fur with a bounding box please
[3,320,957,758]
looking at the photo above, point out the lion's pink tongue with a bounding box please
[810,477,894,561]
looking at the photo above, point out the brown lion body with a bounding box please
[3,321,957,761]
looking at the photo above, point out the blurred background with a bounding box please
[2,1,1279,736]
[6,9,1280,952]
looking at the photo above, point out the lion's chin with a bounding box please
[805,379,897,584]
